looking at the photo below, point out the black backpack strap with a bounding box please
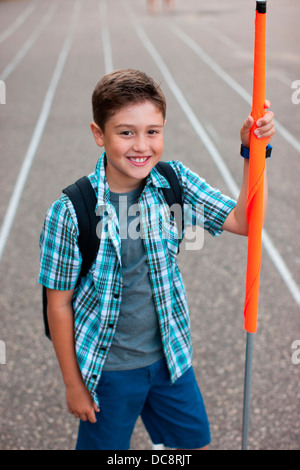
[43,177,99,340]
[42,286,50,339]
[156,161,183,237]
[156,161,182,208]
[63,176,100,278]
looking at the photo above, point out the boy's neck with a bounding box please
[110,183,144,197]
[105,167,147,193]
[107,178,146,193]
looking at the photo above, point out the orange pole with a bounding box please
[243,1,267,333]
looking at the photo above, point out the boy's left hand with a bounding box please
[240,100,275,148]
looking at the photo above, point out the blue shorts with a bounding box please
[76,358,211,450]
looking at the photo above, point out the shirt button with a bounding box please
[113,293,120,299]
[92,374,97,380]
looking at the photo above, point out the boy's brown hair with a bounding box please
[92,69,166,131]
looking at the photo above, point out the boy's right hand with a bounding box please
[66,381,100,423]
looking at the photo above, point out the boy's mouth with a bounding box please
[127,156,151,166]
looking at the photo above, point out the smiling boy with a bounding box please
[39,69,275,450]
[90,100,165,192]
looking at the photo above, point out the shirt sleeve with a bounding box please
[169,160,237,237]
[38,195,82,290]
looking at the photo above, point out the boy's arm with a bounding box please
[46,288,99,422]
[222,100,275,235]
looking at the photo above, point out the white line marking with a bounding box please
[196,21,240,52]
[124,0,300,308]
[182,22,296,91]
[169,24,300,154]
[0,2,37,45]
[0,0,81,263]
[99,0,113,74]
[261,231,300,306]
[0,3,58,81]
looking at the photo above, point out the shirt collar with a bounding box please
[147,163,171,190]
[94,153,110,210]
[94,153,171,209]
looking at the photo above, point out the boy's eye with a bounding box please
[120,130,132,136]
[148,129,158,135]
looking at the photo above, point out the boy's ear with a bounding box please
[90,122,104,147]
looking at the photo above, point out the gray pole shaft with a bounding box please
[242,332,255,450]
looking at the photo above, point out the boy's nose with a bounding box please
[132,135,148,153]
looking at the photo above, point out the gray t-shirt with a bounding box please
[103,185,164,371]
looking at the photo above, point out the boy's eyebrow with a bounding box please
[114,123,164,128]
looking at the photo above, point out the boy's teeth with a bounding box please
[129,157,148,162]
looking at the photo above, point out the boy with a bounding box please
[148,0,175,15]
[39,69,275,450]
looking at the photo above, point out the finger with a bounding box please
[257,111,274,127]
[93,402,100,413]
[262,126,275,139]
[264,99,271,109]
[70,408,85,420]
[240,116,254,139]
[255,122,274,135]
[79,414,88,422]
[244,115,254,129]
[257,115,274,132]
[87,410,97,424]
[254,124,275,139]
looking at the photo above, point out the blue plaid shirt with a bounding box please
[39,154,236,406]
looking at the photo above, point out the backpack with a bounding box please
[42,161,183,339]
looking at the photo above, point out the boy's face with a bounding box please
[91,101,165,192]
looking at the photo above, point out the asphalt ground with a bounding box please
[0,0,299,451]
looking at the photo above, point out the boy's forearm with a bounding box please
[223,159,268,235]
[47,302,83,388]
[234,159,250,234]
[236,159,268,232]
[230,100,273,235]
[47,291,99,422]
